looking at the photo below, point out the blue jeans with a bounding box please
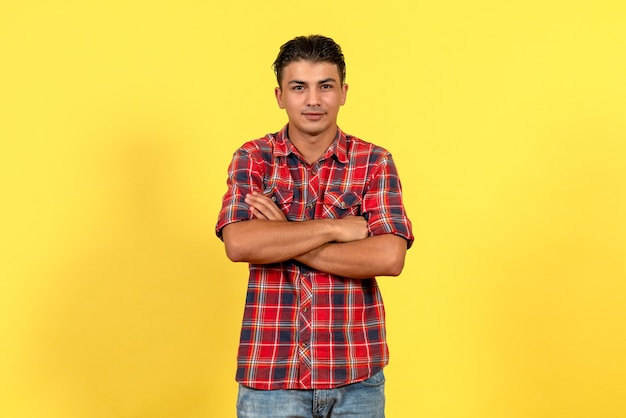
[236,370,385,418]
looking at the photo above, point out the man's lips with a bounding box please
[303,112,325,120]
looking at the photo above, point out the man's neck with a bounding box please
[288,127,337,165]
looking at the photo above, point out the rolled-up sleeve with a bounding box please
[362,154,414,248]
[215,147,264,240]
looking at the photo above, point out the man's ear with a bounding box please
[275,87,285,109]
[340,83,349,106]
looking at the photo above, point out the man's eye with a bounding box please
[292,86,304,90]
[321,84,333,89]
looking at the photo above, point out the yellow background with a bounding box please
[1,1,625,417]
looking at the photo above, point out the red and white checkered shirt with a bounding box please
[216,125,413,390]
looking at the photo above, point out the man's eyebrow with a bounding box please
[286,78,338,85]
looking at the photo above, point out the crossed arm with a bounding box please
[221,192,408,279]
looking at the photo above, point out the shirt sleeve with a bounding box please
[362,153,414,248]
[215,146,265,240]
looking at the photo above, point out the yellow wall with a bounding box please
[1,1,625,417]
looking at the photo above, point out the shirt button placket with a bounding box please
[305,202,315,219]
[298,272,313,386]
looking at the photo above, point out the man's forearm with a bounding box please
[295,234,408,279]
[223,192,369,265]
[222,218,338,264]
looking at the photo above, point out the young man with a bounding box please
[216,35,413,418]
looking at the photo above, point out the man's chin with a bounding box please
[288,120,337,139]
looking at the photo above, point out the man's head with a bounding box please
[273,35,346,88]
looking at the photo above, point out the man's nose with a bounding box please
[306,89,321,106]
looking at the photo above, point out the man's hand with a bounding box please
[333,216,368,242]
[245,192,287,221]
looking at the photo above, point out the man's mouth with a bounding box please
[303,112,325,120]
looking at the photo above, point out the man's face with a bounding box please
[275,60,348,141]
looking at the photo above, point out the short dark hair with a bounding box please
[273,35,346,87]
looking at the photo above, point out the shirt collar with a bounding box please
[273,124,349,164]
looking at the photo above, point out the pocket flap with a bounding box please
[323,191,362,209]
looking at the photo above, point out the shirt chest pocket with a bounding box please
[264,186,294,218]
[322,191,363,219]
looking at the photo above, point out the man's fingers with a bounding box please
[250,206,268,220]
[245,192,287,221]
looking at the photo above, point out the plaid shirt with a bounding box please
[216,125,413,390]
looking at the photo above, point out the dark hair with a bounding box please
[273,35,346,87]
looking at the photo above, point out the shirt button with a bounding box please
[303,307,309,313]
